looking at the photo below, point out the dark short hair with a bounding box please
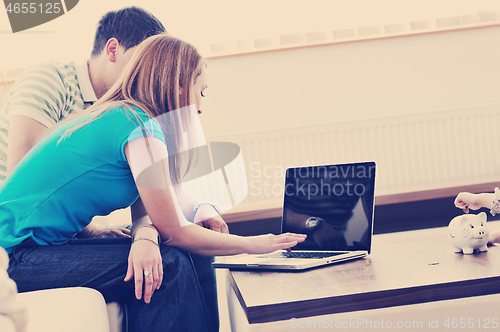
[91,6,166,57]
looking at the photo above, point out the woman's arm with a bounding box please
[133,191,303,256]
[455,192,495,213]
[125,137,306,256]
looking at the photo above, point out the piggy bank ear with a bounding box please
[478,212,487,221]
[457,215,469,226]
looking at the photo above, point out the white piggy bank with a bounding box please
[448,212,489,254]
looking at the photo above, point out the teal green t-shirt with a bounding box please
[0,106,166,253]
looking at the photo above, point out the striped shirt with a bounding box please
[0,61,96,184]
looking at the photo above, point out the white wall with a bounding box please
[200,26,500,138]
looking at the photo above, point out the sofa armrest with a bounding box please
[0,314,16,332]
[17,287,110,332]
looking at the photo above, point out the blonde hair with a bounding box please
[48,34,202,186]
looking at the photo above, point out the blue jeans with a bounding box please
[8,238,218,332]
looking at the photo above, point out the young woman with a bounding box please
[0,34,306,332]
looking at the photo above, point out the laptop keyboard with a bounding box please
[259,251,348,259]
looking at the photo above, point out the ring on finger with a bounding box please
[144,270,152,277]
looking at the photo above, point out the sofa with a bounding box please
[0,246,123,332]
[7,288,114,332]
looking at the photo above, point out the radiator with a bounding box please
[207,104,500,211]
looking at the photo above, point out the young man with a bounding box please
[1,7,220,331]
[0,7,165,183]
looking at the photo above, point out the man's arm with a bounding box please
[177,191,229,234]
[4,63,67,174]
[6,115,47,174]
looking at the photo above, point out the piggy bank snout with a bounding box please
[470,224,488,238]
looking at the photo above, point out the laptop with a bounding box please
[213,161,376,270]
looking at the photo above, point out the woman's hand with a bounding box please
[454,192,493,213]
[245,233,307,254]
[489,229,500,245]
[124,240,163,304]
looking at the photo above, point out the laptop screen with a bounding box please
[282,162,376,253]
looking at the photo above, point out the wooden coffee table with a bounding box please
[222,221,500,330]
